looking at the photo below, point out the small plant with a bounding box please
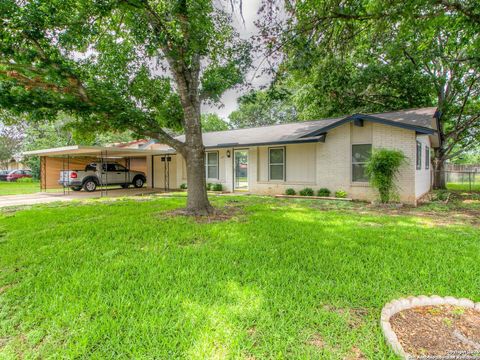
[285,188,296,195]
[180,183,187,190]
[212,183,223,191]
[206,183,213,190]
[317,188,331,197]
[433,189,450,201]
[16,177,34,183]
[335,190,347,198]
[366,148,406,203]
[299,187,314,196]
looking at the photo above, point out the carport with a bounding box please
[23,145,175,196]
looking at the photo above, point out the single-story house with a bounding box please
[25,107,439,204]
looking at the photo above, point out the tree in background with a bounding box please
[0,115,24,170]
[258,0,480,188]
[1,0,251,214]
[18,113,136,178]
[201,113,230,132]
[229,88,297,128]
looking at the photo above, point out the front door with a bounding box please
[234,149,248,190]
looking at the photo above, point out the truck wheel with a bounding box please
[83,179,97,192]
[133,177,145,188]
[71,186,82,191]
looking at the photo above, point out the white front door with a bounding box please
[234,149,248,190]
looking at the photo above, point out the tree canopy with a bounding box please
[1,0,252,213]
[228,88,297,128]
[201,113,230,132]
[257,0,480,187]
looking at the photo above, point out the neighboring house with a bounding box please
[25,108,439,204]
[2,157,29,172]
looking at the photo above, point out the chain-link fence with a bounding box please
[434,170,480,192]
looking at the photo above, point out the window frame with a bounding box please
[416,141,422,170]
[268,146,286,181]
[351,143,372,183]
[425,146,430,170]
[205,151,219,180]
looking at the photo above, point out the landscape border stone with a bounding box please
[380,295,479,359]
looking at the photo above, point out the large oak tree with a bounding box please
[259,0,480,188]
[0,0,250,214]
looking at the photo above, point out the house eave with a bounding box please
[301,114,435,138]
[205,135,326,149]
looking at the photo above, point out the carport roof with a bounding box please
[23,145,174,157]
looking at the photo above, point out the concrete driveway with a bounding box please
[0,188,161,208]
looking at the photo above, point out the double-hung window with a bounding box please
[416,141,422,170]
[352,144,372,182]
[269,147,285,181]
[425,146,430,170]
[206,151,219,179]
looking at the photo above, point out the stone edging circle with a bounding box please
[381,295,480,359]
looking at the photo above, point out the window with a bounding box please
[269,147,285,181]
[425,146,430,170]
[416,141,422,170]
[206,152,219,179]
[352,144,372,182]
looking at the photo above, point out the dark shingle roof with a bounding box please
[176,107,437,148]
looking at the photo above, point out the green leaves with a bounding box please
[0,0,250,146]
[366,148,406,203]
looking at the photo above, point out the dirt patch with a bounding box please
[343,346,366,360]
[0,284,12,294]
[322,305,369,329]
[306,333,325,349]
[158,205,244,223]
[390,305,480,357]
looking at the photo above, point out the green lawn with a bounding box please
[0,196,479,358]
[447,182,480,191]
[0,181,42,196]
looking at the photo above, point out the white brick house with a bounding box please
[144,107,439,204]
[27,108,439,204]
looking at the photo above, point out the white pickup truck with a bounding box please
[59,162,146,192]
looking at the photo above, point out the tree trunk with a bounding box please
[176,69,213,215]
[185,146,212,214]
[433,148,447,189]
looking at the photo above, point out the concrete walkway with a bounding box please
[0,188,161,208]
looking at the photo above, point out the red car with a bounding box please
[6,170,33,182]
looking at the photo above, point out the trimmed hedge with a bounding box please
[299,188,314,196]
[317,188,331,197]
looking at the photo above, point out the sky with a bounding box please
[203,0,269,120]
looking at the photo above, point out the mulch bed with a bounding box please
[158,205,244,223]
[390,305,480,357]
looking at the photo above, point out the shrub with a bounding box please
[180,183,187,190]
[335,190,347,198]
[433,189,450,201]
[16,177,34,183]
[206,183,213,190]
[212,183,223,191]
[317,188,331,197]
[285,188,296,195]
[299,187,314,196]
[366,148,406,203]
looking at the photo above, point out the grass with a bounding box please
[0,181,43,196]
[447,182,480,192]
[0,196,479,358]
